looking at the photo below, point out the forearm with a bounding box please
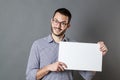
[36,66,50,80]
[36,61,67,80]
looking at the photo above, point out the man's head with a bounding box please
[51,8,72,36]
[53,8,72,24]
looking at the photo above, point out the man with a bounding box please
[26,8,108,80]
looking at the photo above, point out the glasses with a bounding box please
[52,18,68,27]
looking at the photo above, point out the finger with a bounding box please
[59,62,67,71]
[102,50,107,56]
[59,62,67,68]
[100,47,107,53]
[58,65,65,71]
[100,47,108,56]
[100,45,108,52]
[100,46,105,51]
[57,67,61,72]
[98,42,107,51]
[100,45,105,50]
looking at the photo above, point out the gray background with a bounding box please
[0,0,120,80]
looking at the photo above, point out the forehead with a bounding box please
[54,12,69,22]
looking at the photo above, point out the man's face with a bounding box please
[51,12,70,36]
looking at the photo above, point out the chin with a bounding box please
[53,32,63,36]
[51,28,65,36]
[54,33,61,36]
[53,31,61,35]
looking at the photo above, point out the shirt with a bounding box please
[26,34,95,80]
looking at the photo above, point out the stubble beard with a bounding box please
[51,26,66,37]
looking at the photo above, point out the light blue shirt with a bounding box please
[26,34,95,80]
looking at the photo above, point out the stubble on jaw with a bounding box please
[51,26,66,37]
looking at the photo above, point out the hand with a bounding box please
[98,41,108,56]
[47,62,67,72]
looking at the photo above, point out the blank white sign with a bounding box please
[58,42,102,72]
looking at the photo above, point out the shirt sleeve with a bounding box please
[26,41,40,80]
[79,71,96,80]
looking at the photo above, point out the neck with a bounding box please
[52,33,65,43]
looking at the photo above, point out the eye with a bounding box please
[55,20,59,23]
[61,22,67,26]
[53,19,59,23]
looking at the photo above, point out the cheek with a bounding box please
[51,23,57,28]
[61,27,68,30]
[51,23,54,27]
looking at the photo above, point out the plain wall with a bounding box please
[0,0,120,80]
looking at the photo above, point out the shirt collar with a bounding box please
[47,34,69,43]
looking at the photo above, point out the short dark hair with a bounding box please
[53,8,72,23]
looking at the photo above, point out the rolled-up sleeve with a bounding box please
[26,41,40,80]
[79,71,96,80]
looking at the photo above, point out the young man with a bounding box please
[26,8,108,80]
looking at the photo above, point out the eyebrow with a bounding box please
[54,18,68,23]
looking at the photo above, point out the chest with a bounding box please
[39,43,59,68]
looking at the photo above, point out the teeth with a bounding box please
[55,28,60,31]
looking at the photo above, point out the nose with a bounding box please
[56,22,61,28]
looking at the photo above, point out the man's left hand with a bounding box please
[98,41,108,56]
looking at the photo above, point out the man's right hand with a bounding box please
[47,62,67,72]
[36,62,67,80]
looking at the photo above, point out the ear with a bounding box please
[67,23,71,28]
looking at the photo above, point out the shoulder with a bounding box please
[33,36,48,46]
[35,37,47,43]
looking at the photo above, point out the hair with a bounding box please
[53,8,72,23]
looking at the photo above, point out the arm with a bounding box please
[36,66,49,80]
[36,62,67,80]
[26,41,67,80]
[26,42,40,80]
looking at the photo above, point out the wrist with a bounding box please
[45,65,51,72]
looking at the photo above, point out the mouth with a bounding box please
[54,27,62,32]
[51,27,65,36]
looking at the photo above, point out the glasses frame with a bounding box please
[52,18,68,27]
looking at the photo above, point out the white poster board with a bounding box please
[58,42,102,72]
